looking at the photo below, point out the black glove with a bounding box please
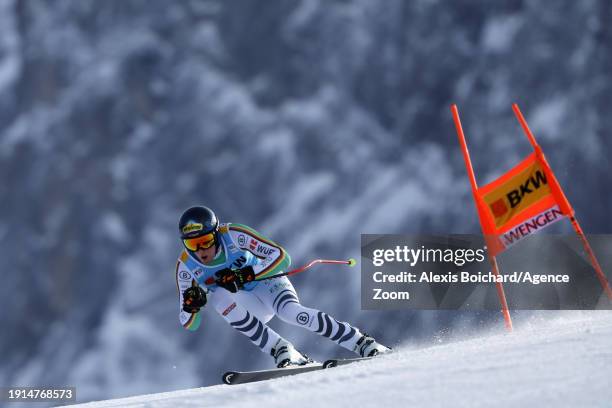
[182,286,207,313]
[215,266,256,293]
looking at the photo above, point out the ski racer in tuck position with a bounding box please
[175,206,390,367]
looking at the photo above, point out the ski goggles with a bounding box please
[183,232,216,251]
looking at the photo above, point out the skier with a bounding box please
[175,206,390,368]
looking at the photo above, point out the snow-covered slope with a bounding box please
[68,312,612,408]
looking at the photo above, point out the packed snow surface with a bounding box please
[68,312,612,408]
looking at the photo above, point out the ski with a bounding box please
[223,354,388,384]
[322,356,377,368]
[222,363,324,385]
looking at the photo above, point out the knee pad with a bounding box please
[277,302,318,330]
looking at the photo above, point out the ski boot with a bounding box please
[354,333,391,357]
[271,338,312,368]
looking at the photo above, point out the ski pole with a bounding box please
[255,258,357,281]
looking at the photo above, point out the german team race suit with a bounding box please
[175,223,365,355]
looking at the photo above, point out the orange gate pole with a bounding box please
[452,104,513,331]
[512,104,612,300]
